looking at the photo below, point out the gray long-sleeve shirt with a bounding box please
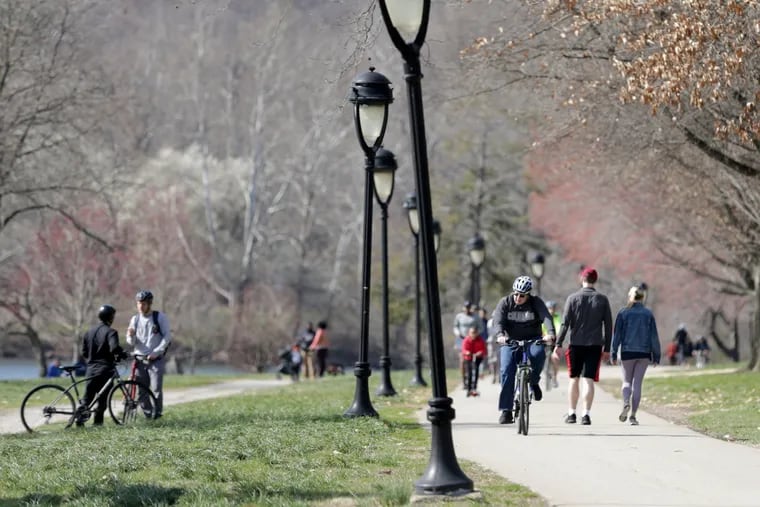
[453,311,483,339]
[557,286,612,351]
[127,311,171,357]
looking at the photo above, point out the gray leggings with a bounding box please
[620,358,649,414]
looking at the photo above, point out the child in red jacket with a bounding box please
[462,326,487,396]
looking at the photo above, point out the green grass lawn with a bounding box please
[1,371,546,506]
[600,369,760,446]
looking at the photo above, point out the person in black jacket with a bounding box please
[491,276,556,425]
[77,304,126,426]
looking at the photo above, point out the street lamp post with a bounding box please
[530,253,545,297]
[404,193,426,388]
[374,148,399,397]
[467,235,486,306]
[378,0,473,494]
[344,67,393,418]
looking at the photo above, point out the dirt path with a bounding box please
[1,378,286,435]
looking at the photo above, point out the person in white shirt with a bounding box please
[127,290,171,418]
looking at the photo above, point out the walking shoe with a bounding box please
[552,378,559,388]
[74,406,90,426]
[564,413,576,424]
[581,414,592,425]
[499,410,514,424]
[619,404,630,422]
[470,390,480,397]
[531,384,542,401]
[629,415,639,425]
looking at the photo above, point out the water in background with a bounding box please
[0,358,244,381]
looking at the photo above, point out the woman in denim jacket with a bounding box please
[610,286,661,425]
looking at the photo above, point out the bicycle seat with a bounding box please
[61,365,80,373]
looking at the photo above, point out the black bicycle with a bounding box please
[510,337,546,436]
[20,354,158,433]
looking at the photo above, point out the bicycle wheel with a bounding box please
[20,384,76,434]
[518,369,530,435]
[108,380,158,425]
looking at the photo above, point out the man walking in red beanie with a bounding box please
[552,267,612,425]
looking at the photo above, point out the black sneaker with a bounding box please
[499,410,514,424]
[564,413,577,424]
[619,404,630,422]
[531,384,542,401]
[74,406,90,426]
[629,415,639,426]
[581,414,591,425]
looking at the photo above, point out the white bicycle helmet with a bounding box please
[512,276,533,294]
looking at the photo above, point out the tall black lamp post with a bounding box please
[404,193,427,387]
[378,0,473,494]
[374,148,399,397]
[344,67,393,418]
[467,235,485,306]
[530,252,545,297]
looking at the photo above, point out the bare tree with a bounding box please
[0,0,113,240]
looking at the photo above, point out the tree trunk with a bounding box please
[748,266,760,371]
[30,331,46,378]
[706,308,740,362]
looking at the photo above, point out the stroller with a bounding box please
[276,345,302,381]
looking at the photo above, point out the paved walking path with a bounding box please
[0,378,285,435]
[422,364,760,507]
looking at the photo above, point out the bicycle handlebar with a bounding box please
[117,352,151,364]
[505,337,548,347]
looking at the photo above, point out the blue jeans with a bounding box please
[498,342,546,411]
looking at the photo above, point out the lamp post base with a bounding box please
[414,396,473,494]
[410,355,427,387]
[343,361,378,418]
[376,355,397,397]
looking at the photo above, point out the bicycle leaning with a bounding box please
[20,353,158,433]
[509,337,549,436]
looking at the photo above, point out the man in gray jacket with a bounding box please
[552,268,612,425]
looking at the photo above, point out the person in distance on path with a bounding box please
[553,267,612,426]
[461,325,487,397]
[610,286,661,425]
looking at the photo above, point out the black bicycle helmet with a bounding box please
[98,304,116,323]
[135,290,154,302]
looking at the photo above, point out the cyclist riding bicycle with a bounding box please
[492,276,556,424]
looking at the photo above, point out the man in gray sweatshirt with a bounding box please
[552,267,612,426]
